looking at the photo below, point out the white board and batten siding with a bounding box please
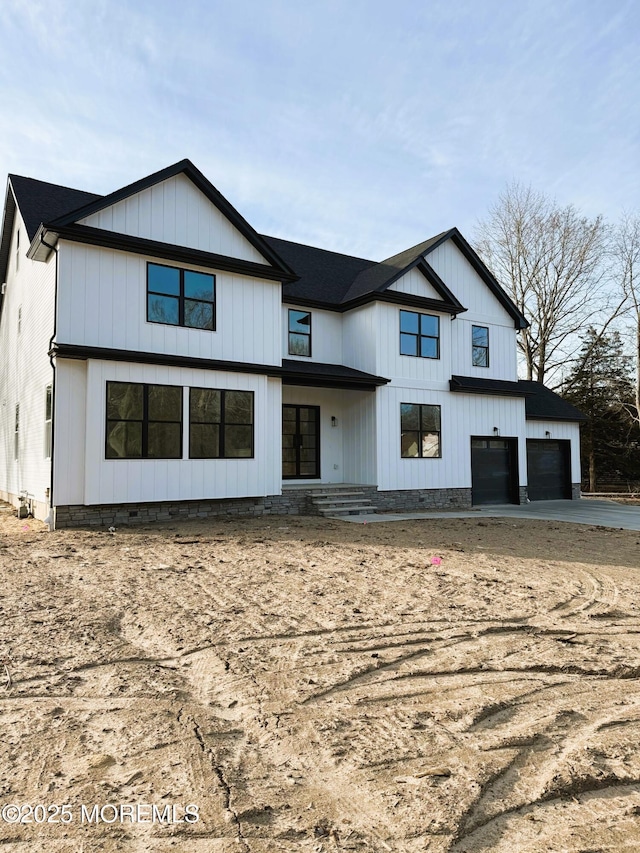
[53,359,281,506]
[526,420,582,483]
[451,319,518,381]
[425,242,514,325]
[376,385,527,492]
[283,305,343,364]
[388,267,443,300]
[79,173,268,265]
[56,243,282,365]
[0,207,55,517]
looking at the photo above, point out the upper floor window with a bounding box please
[472,325,489,367]
[147,263,215,331]
[400,310,439,359]
[106,381,183,459]
[189,388,254,458]
[288,310,311,356]
[400,403,441,458]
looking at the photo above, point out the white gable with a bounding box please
[388,266,442,300]
[425,239,513,325]
[79,173,269,265]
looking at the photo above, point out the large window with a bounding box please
[472,325,489,367]
[190,389,254,458]
[400,310,439,359]
[401,403,441,458]
[106,382,183,459]
[288,310,312,356]
[147,263,215,331]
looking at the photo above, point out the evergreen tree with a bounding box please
[562,329,640,491]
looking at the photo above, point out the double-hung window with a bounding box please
[472,325,489,367]
[288,310,311,356]
[400,310,439,359]
[400,403,441,458]
[189,389,254,458]
[106,382,183,459]
[147,263,215,331]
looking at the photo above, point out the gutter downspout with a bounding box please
[41,231,58,531]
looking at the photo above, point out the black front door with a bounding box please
[471,437,518,505]
[282,405,320,479]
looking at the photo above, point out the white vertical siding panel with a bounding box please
[451,318,518,380]
[57,244,282,365]
[54,359,87,505]
[342,391,376,485]
[343,304,378,375]
[283,305,343,364]
[82,361,278,505]
[388,267,441,299]
[375,302,451,384]
[426,242,514,325]
[0,208,55,517]
[375,385,527,491]
[79,174,268,264]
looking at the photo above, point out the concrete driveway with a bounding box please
[338,499,640,531]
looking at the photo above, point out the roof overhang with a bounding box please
[449,375,532,397]
[30,224,298,283]
[281,359,389,391]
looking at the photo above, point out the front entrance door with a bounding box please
[282,405,320,479]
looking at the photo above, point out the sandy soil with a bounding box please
[2,504,640,852]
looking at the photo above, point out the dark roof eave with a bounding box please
[449,375,531,397]
[526,414,588,423]
[283,290,466,316]
[36,224,298,283]
[45,159,296,278]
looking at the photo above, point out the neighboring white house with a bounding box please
[0,160,585,527]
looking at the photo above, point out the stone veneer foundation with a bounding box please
[53,484,581,529]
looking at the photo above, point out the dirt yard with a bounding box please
[1,504,640,852]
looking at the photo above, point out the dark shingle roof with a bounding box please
[281,358,388,390]
[264,235,376,305]
[450,375,530,397]
[342,232,449,302]
[519,381,587,421]
[9,175,102,241]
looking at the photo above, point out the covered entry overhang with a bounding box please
[281,360,388,485]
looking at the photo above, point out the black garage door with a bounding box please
[527,439,571,501]
[471,437,519,506]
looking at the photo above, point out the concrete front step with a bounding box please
[318,505,375,516]
[311,491,366,498]
[313,497,369,506]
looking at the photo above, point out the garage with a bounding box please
[471,437,519,505]
[526,439,571,501]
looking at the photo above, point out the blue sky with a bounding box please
[1,0,638,260]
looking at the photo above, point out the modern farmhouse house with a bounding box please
[0,160,585,528]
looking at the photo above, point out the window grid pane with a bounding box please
[400,311,440,360]
[188,389,254,458]
[401,403,441,458]
[288,310,311,356]
[147,264,216,331]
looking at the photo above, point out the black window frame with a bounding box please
[400,403,442,458]
[105,381,183,460]
[472,324,490,368]
[146,262,216,331]
[189,388,255,459]
[399,310,440,359]
[288,309,312,357]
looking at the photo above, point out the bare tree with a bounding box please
[474,183,612,387]
[610,212,640,425]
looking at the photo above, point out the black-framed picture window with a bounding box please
[472,325,489,367]
[400,310,439,359]
[401,403,441,458]
[147,263,215,331]
[106,381,183,459]
[189,388,254,459]
[288,310,312,356]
